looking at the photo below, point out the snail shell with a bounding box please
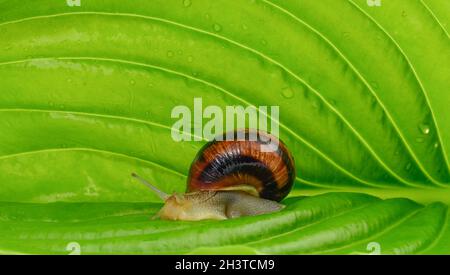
[187,129,296,202]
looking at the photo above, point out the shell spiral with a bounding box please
[187,129,296,202]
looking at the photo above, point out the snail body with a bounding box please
[132,129,296,221]
[157,191,284,221]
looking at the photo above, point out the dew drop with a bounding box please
[261,39,267,46]
[182,0,191,8]
[281,87,294,99]
[167,50,174,57]
[375,34,383,42]
[370,81,379,90]
[419,123,430,135]
[241,24,248,30]
[213,23,222,32]
[405,163,412,171]
[130,79,136,85]
[401,11,407,17]
[434,142,439,149]
[416,137,424,143]
[342,32,350,39]
[312,99,321,109]
[187,55,193,62]
[204,13,211,20]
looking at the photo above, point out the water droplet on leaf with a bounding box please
[370,81,379,90]
[281,87,294,99]
[312,100,321,109]
[419,123,430,135]
[183,0,191,7]
[213,23,222,32]
[405,163,412,171]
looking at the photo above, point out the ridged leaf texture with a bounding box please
[0,0,449,254]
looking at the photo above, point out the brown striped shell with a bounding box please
[187,129,296,202]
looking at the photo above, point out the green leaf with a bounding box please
[0,193,448,255]
[0,0,449,254]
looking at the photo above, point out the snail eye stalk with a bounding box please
[131,173,169,201]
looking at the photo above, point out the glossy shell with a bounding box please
[187,129,296,202]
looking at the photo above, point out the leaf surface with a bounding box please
[0,0,449,254]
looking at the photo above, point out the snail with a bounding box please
[131,129,296,221]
